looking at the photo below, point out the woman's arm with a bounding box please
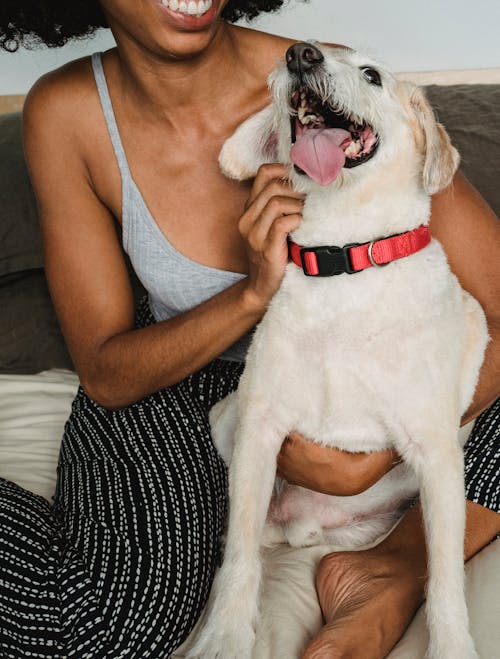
[277,436,402,496]
[23,76,303,410]
[430,172,500,421]
[278,172,500,495]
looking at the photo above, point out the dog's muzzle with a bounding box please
[287,54,380,185]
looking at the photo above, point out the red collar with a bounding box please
[288,225,431,277]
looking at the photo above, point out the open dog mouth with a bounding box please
[290,87,379,185]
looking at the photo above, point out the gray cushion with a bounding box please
[0,270,73,373]
[425,84,500,217]
[0,85,499,374]
[0,113,40,277]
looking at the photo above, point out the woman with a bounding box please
[0,1,499,657]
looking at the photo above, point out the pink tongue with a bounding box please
[290,128,350,185]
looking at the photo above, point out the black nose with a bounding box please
[286,42,324,75]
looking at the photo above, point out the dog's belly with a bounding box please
[265,463,418,548]
[261,336,404,452]
[290,372,391,453]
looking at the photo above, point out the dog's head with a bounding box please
[220,43,459,197]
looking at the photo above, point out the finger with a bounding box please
[248,197,304,249]
[245,172,305,219]
[265,213,303,252]
[241,180,305,235]
[256,213,303,269]
[247,164,291,206]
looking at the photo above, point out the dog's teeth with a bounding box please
[302,115,317,125]
[344,140,362,157]
[298,107,306,121]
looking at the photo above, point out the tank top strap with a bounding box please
[91,52,132,181]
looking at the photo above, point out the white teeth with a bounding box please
[344,140,362,157]
[298,109,319,125]
[164,0,210,16]
[303,115,316,125]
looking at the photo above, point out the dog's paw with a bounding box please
[186,621,255,659]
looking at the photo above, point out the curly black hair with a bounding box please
[0,0,292,52]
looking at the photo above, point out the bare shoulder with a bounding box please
[23,54,101,149]
[232,25,294,66]
[25,55,95,110]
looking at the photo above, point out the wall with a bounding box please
[0,0,499,94]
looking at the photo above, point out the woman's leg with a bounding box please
[302,398,500,659]
[54,355,243,659]
[0,479,64,658]
[0,299,243,658]
[0,359,242,659]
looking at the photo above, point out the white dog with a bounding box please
[188,43,488,659]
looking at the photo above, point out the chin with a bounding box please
[106,0,226,62]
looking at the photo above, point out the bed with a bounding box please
[1,70,499,657]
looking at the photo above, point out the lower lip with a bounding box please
[159,1,218,30]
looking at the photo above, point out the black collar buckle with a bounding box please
[299,243,359,276]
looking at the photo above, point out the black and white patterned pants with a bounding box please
[0,303,499,658]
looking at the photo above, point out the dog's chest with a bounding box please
[248,241,465,450]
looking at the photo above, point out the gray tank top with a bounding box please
[91,52,252,362]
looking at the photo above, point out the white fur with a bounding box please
[188,46,488,659]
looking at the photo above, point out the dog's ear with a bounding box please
[407,86,460,195]
[219,104,279,181]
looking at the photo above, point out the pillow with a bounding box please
[0,269,74,373]
[425,84,500,217]
[0,112,41,277]
[0,369,79,500]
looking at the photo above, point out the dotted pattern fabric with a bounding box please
[0,300,243,658]
[464,396,500,512]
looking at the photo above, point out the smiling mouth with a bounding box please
[160,0,213,18]
[289,87,379,182]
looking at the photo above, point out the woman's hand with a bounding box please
[240,163,305,311]
[277,432,402,496]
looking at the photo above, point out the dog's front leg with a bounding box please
[187,410,285,659]
[399,425,478,659]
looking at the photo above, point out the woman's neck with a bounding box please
[109,23,256,125]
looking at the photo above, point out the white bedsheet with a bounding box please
[0,369,79,500]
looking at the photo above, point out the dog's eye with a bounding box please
[360,67,382,87]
